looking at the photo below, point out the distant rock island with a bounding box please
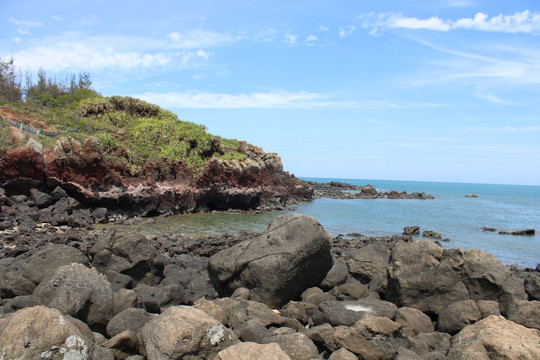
[308,181,435,199]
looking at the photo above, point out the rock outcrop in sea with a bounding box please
[1,214,539,359]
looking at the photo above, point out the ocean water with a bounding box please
[110,177,539,269]
[298,178,540,269]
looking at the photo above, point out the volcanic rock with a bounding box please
[208,214,333,308]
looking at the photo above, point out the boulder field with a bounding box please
[1,214,539,359]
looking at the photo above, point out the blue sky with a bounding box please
[2,0,540,185]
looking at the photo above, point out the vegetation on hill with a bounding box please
[0,58,245,174]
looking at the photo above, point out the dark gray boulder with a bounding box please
[385,240,526,315]
[90,230,164,285]
[29,188,53,208]
[208,214,333,308]
[524,273,540,300]
[506,300,540,330]
[21,244,89,284]
[31,263,114,332]
[106,308,157,338]
[437,300,481,334]
[345,244,389,294]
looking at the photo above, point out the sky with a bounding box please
[2,0,540,186]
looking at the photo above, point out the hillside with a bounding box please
[0,92,312,215]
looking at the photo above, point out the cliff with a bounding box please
[0,97,312,216]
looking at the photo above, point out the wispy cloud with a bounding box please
[338,26,356,38]
[304,34,318,46]
[133,91,443,110]
[2,31,231,72]
[405,40,540,88]
[283,32,298,44]
[458,126,540,134]
[8,18,43,36]
[360,11,540,34]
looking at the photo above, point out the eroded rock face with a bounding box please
[0,305,113,360]
[446,315,540,360]
[208,214,333,308]
[140,306,238,360]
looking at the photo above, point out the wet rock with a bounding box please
[140,306,238,360]
[209,214,333,308]
[421,230,442,239]
[447,315,540,359]
[31,263,114,332]
[498,228,535,235]
[402,226,420,236]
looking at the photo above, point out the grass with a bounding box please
[0,93,246,173]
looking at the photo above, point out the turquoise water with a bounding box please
[112,177,539,268]
[299,178,539,269]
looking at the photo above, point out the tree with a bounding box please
[0,58,23,102]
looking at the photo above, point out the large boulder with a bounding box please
[506,300,540,330]
[31,263,114,332]
[437,300,481,334]
[21,244,89,284]
[140,306,238,360]
[386,240,526,315]
[345,244,389,294]
[208,214,333,308]
[0,305,113,359]
[446,315,540,359]
[90,230,164,285]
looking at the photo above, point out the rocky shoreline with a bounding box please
[1,211,539,359]
[308,181,435,200]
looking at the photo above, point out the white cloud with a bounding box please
[1,31,230,72]
[338,26,356,38]
[360,10,540,34]
[304,34,317,46]
[133,90,443,110]
[8,17,43,35]
[166,29,237,48]
[283,32,298,44]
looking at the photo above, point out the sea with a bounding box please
[111,178,540,269]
